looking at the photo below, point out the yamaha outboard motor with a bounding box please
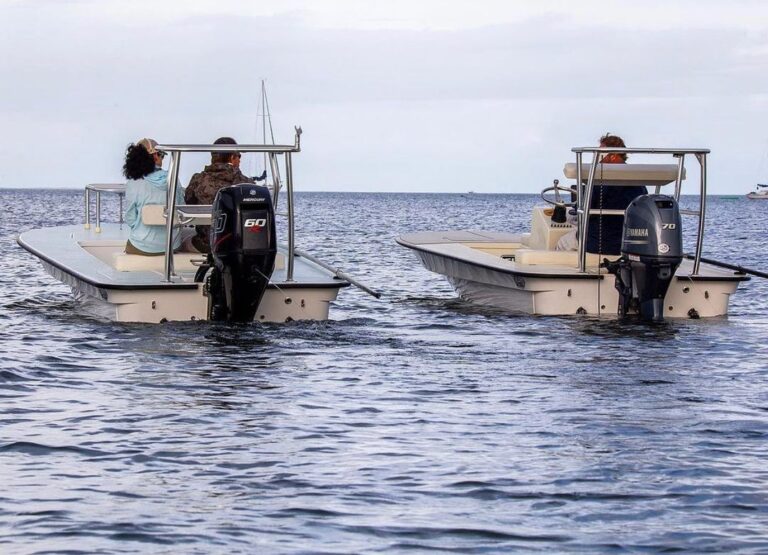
[207,183,277,322]
[604,194,683,322]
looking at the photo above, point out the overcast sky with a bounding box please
[2,0,768,193]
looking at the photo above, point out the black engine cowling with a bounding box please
[604,194,683,322]
[207,183,277,322]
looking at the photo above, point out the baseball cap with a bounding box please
[137,138,162,155]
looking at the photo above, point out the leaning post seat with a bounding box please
[111,203,217,272]
[141,204,213,226]
[562,163,685,187]
[112,251,286,273]
[118,202,285,272]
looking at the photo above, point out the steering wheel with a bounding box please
[540,180,577,208]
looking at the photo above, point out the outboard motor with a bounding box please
[207,183,277,322]
[604,194,683,322]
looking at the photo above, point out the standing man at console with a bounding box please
[185,137,255,253]
[586,133,647,255]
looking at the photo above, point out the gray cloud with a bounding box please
[1,3,767,192]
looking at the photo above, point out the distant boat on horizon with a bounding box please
[747,183,768,199]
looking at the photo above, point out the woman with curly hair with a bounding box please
[123,138,188,255]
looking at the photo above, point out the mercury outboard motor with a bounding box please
[207,183,277,322]
[603,194,683,322]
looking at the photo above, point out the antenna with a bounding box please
[261,79,268,174]
[252,79,277,181]
[251,79,283,194]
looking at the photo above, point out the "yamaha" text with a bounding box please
[626,228,649,237]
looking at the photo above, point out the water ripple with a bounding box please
[1,191,768,553]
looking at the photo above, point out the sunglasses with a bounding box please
[155,151,167,158]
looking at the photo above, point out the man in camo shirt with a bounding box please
[185,137,254,253]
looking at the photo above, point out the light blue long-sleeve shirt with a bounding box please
[124,169,184,253]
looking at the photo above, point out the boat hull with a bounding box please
[403,232,745,319]
[72,282,342,323]
[20,224,348,324]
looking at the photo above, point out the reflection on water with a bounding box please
[1,190,768,553]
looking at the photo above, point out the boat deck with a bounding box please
[397,230,749,282]
[18,224,348,291]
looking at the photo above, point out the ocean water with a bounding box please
[1,189,768,554]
